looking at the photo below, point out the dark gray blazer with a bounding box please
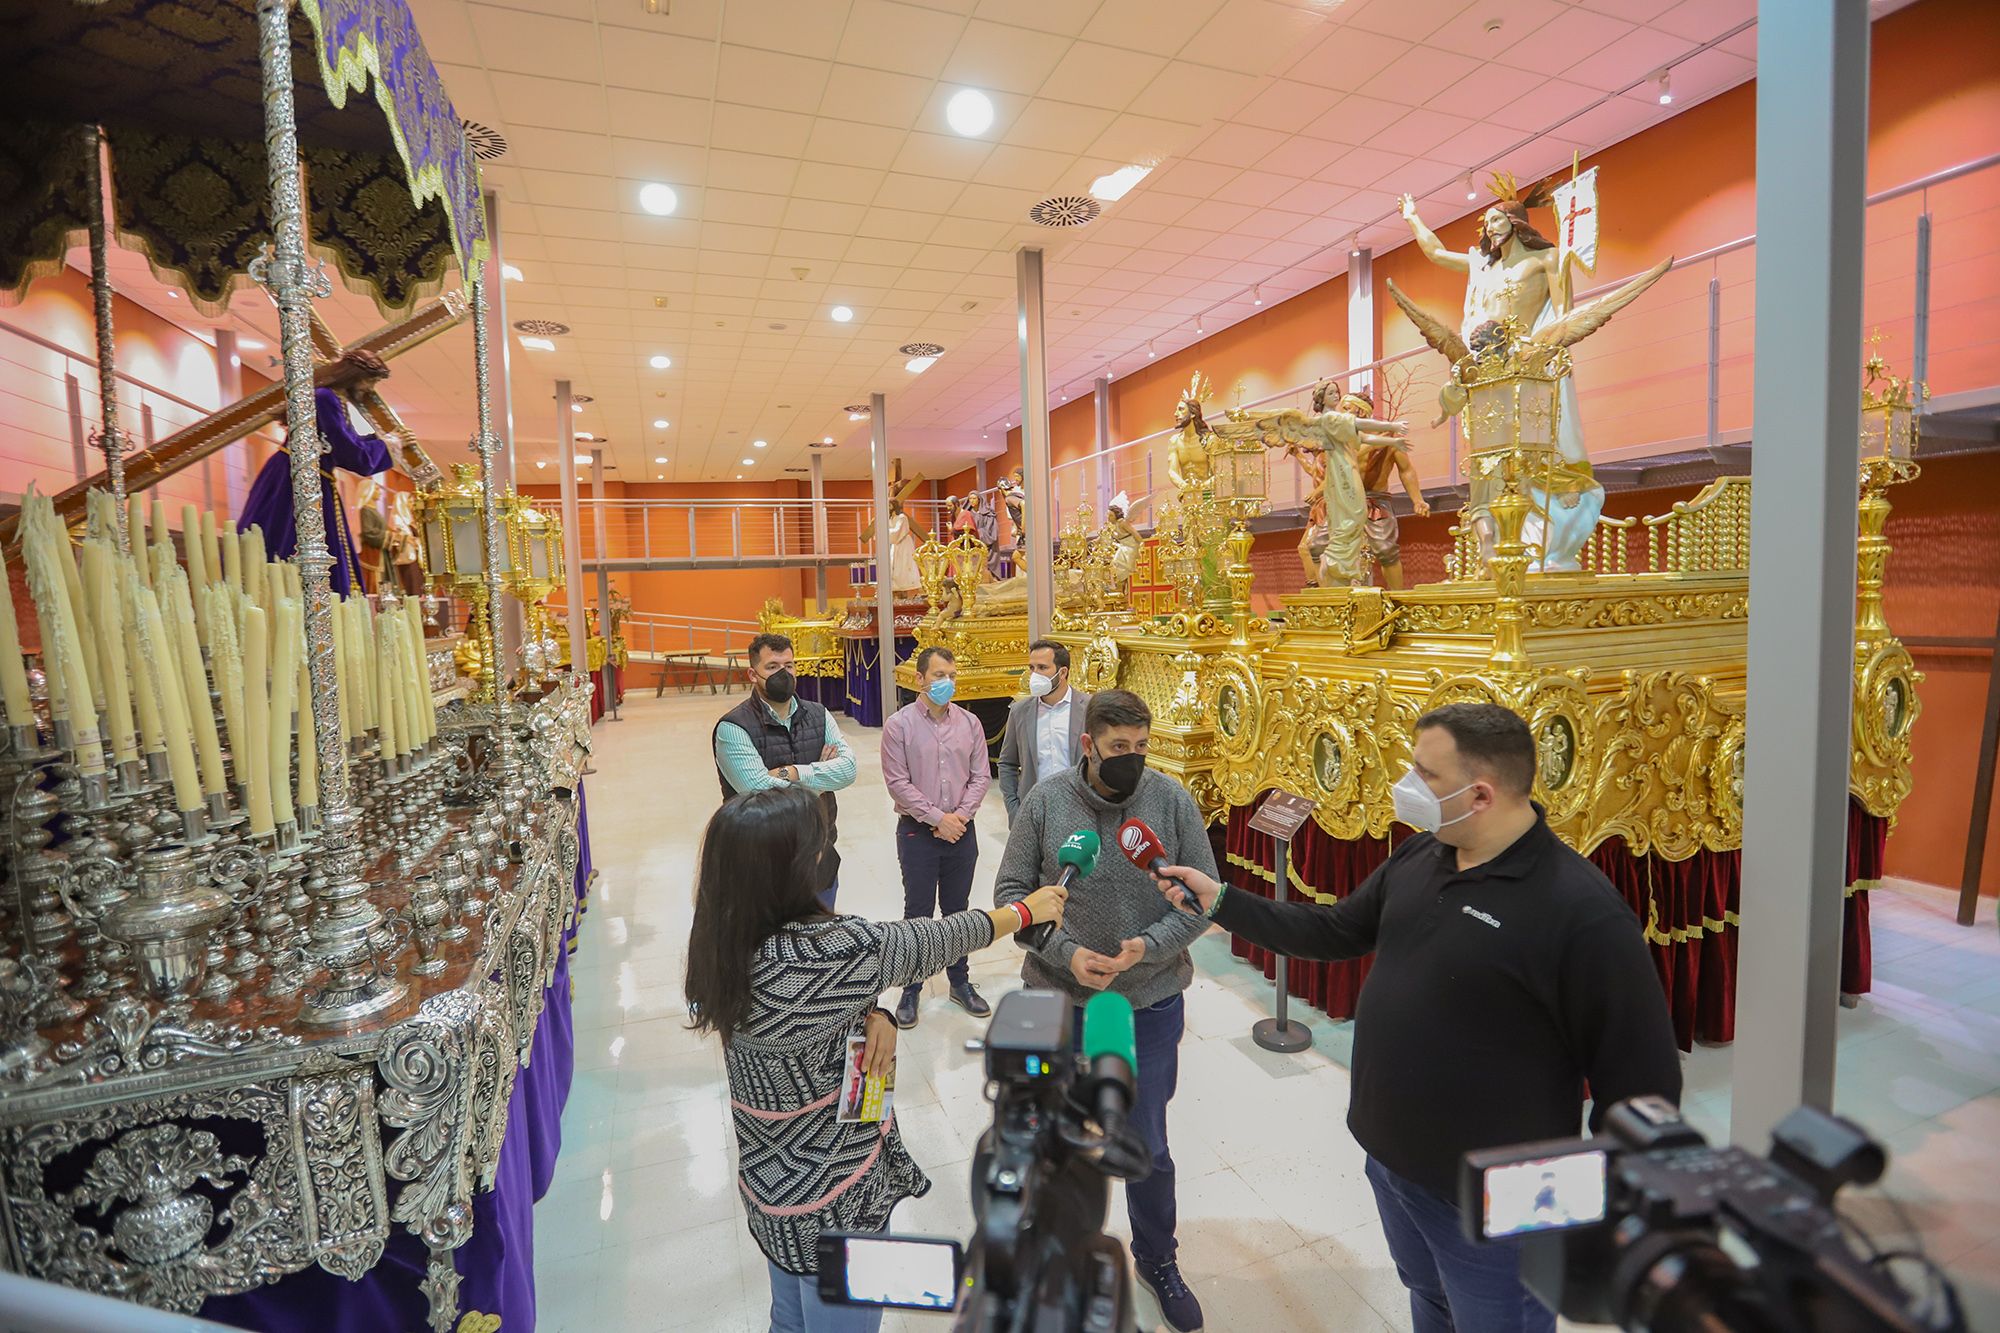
[996,688,1090,820]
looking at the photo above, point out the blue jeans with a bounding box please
[767,1260,883,1333]
[1113,993,1184,1268]
[1364,1155,1555,1333]
[896,817,978,986]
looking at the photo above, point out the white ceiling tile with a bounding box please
[804,118,910,170]
[971,143,1077,190]
[709,103,818,159]
[817,65,936,129]
[775,229,852,261]
[703,150,803,195]
[925,217,1015,249]
[1356,46,1483,106]
[1503,7,1636,74]
[1252,135,1347,178]
[949,183,1044,223]
[1370,107,1477,157]
[1184,122,1289,166]
[1318,144,1409,189]
[890,131,995,180]
[781,196,867,234]
[716,48,833,115]
[499,126,616,175]
[1425,0,1568,59]
[1562,24,1697,92]
[790,162,887,204]
[1123,61,1264,125]
[857,207,943,242]
[1303,95,1410,146]
[1234,78,1347,133]
[486,73,609,133]
[1086,112,1206,166]
[719,0,851,58]
[1080,0,1229,57]
[469,9,603,81]
[604,92,712,145]
[599,29,718,93]
[838,0,970,77]
[607,138,707,187]
[703,189,793,228]
[1341,0,1476,43]
[1037,43,1170,111]
[1180,0,1332,69]
[1650,0,1757,42]
[1577,0,1684,22]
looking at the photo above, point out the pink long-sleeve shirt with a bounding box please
[880,699,990,825]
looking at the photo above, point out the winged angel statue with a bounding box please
[1392,175,1671,571]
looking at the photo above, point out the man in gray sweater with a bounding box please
[994,689,1216,1333]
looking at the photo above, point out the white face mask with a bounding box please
[1391,766,1475,832]
[1028,671,1056,698]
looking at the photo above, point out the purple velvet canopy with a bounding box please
[237,386,390,596]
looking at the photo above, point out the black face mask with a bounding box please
[761,669,796,704]
[1094,752,1147,802]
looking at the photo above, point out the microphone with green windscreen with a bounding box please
[1080,991,1138,1141]
[1016,828,1099,951]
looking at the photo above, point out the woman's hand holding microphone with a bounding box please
[989,883,1068,938]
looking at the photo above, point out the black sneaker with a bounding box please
[1136,1258,1203,1332]
[948,983,991,1017]
[894,987,920,1029]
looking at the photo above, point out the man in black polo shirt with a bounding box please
[1148,703,1680,1333]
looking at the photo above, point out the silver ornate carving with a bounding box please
[289,1066,389,1279]
[83,125,130,555]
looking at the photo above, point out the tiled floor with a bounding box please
[538,690,2000,1332]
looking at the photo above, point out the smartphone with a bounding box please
[816,1232,964,1311]
[1465,1143,1610,1241]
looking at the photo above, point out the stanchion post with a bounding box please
[1247,791,1316,1054]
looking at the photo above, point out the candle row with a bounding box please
[3,488,442,832]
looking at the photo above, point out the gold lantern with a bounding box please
[502,492,564,680]
[413,463,511,699]
[1457,326,1570,457]
[1208,426,1268,523]
[1860,350,1921,461]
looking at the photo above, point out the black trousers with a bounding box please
[895,814,979,987]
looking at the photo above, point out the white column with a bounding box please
[1734,0,1871,1148]
[810,452,830,613]
[1017,247,1054,639]
[1348,248,1375,400]
[554,380,587,681]
[869,392,896,723]
[591,447,617,721]
[1093,376,1113,516]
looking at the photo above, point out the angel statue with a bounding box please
[1212,387,1409,588]
[1100,492,1143,583]
[1394,175,1670,571]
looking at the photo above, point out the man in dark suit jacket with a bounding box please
[997,640,1090,821]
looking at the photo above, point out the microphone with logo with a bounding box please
[1077,992,1151,1180]
[1116,817,1209,916]
[1016,828,1099,952]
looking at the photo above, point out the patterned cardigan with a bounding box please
[727,910,995,1275]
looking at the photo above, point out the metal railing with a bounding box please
[1050,152,2000,526]
[618,611,762,660]
[571,496,952,569]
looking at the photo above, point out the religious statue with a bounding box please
[1286,441,1330,583]
[1167,373,1215,498]
[1392,173,1671,571]
[238,348,395,595]
[1215,391,1410,588]
[1101,492,1142,584]
[1342,386,1431,591]
[996,468,1027,568]
[885,499,923,593]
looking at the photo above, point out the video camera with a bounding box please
[818,989,1150,1332]
[1460,1096,1966,1333]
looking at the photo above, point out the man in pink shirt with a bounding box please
[881,646,993,1028]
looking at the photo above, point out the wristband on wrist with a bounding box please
[1009,901,1034,930]
[1205,882,1229,919]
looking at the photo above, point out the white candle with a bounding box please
[208,589,246,789]
[181,504,208,648]
[54,519,104,715]
[268,598,298,826]
[200,512,222,594]
[240,605,274,836]
[0,544,34,726]
[330,595,352,743]
[296,654,318,810]
[83,542,138,764]
[119,563,165,755]
[404,597,431,744]
[19,493,104,774]
[221,527,242,592]
[138,588,200,810]
[375,607,400,759]
[129,497,149,585]
[163,568,225,796]
[242,527,264,605]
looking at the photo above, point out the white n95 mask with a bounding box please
[1391,766,1474,832]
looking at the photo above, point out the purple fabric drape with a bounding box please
[238,387,392,596]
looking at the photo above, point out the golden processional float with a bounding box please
[1049,334,1921,1050]
[0,3,591,1330]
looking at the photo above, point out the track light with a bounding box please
[1657,70,1673,105]
[1146,341,1156,360]
[1465,174,1477,201]
[1252,286,1263,306]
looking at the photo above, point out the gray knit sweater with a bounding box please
[994,762,1218,1008]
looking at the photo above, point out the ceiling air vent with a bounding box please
[462,120,508,160]
[897,342,944,358]
[784,467,809,474]
[1029,195,1101,228]
[842,403,871,416]
[513,319,569,336]
[556,393,594,403]
[808,439,837,450]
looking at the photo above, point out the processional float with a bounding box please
[1031,172,1921,1052]
[0,3,590,1330]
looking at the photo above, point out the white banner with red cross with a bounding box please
[1552,166,1600,276]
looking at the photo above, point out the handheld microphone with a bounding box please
[1116,817,1207,916]
[1016,828,1098,951]
[1078,992,1149,1180]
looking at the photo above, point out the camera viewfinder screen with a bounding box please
[1482,1149,1608,1239]
[843,1237,959,1310]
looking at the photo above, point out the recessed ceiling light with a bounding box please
[945,88,995,137]
[638,182,679,215]
[735,473,743,479]
[575,432,595,441]
[653,419,669,428]
[905,356,937,373]
[822,436,833,444]
[519,336,555,352]
[535,460,547,469]
[570,402,583,413]
[573,453,592,464]
[752,439,767,448]
[1089,164,1152,202]
[654,455,667,463]
[830,305,854,323]
[237,337,265,350]
[650,354,672,369]
[503,263,525,282]
[741,457,755,465]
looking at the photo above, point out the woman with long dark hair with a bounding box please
[686,785,1065,1332]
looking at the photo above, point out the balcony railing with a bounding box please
[570,496,953,570]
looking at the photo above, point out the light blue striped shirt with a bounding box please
[714,697,856,794]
